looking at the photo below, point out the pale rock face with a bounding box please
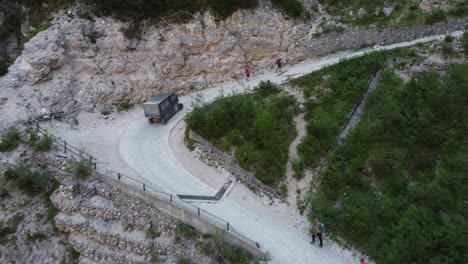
[358,7,368,18]
[383,7,394,17]
[10,28,65,85]
[0,5,465,124]
[1,7,311,116]
[419,0,446,12]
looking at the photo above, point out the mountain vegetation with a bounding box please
[318,0,467,27]
[186,81,298,185]
[292,48,425,168]
[295,39,468,263]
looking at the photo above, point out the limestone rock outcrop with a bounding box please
[52,178,218,264]
[0,4,466,126]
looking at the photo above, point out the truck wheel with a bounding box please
[178,103,183,110]
[162,117,168,125]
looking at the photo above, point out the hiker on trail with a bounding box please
[245,65,252,80]
[310,218,324,247]
[360,258,368,264]
[275,58,282,73]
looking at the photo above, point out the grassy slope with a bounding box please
[186,81,298,186]
[292,48,424,167]
[298,39,467,263]
[318,0,467,27]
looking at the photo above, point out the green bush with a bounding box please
[0,213,23,243]
[150,253,160,263]
[70,248,80,263]
[444,35,455,43]
[207,0,259,19]
[292,158,305,179]
[186,82,297,186]
[424,9,447,24]
[0,187,8,198]
[146,226,160,239]
[254,80,281,96]
[310,64,468,263]
[177,259,190,264]
[26,232,48,242]
[279,183,288,197]
[44,179,60,221]
[0,127,21,152]
[197,241,215,256]
[4,165,49,196]
[175,222,196,239]
[120,22,141,40]
[440,42,453,56]
[85,0,258,21]
[271,0,305,18]
[117,101,134,112]
[0,59,12,76]
[123,223,134,232]
[47,207,59,221]
[26,22,52,41]
[448,2,468,17]
[462,30,468,54]
[220,242,255,263]
[29,129,52,152]
[66,159,92,179]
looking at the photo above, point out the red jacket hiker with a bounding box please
[275,58,282,72]
[245,67,252,78]
[360,258,367,264]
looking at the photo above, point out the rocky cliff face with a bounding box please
[0,3,466,125]
[52,178,220,264]
[0,5,309,123]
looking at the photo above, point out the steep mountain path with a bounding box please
[282,85,316,222]
[44,30,463,264]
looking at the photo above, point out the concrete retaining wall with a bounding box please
[92,171,269,261]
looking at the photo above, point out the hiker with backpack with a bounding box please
[245,65,252,80]
[275,58,282,73]
[310,218,325,247]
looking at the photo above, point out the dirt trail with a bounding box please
[41,31,463,264]
[282,86,315,212]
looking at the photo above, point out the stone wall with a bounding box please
[188,129,282,200]
[52,177,269,263]
[91,171,269,261]
[305,17,468,57]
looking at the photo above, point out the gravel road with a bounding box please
[42,30,462,264]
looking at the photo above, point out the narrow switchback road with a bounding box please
[48,30,463,264]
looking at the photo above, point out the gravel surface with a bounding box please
[40,30,462,264]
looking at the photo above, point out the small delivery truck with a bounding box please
[143,93,183,124]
